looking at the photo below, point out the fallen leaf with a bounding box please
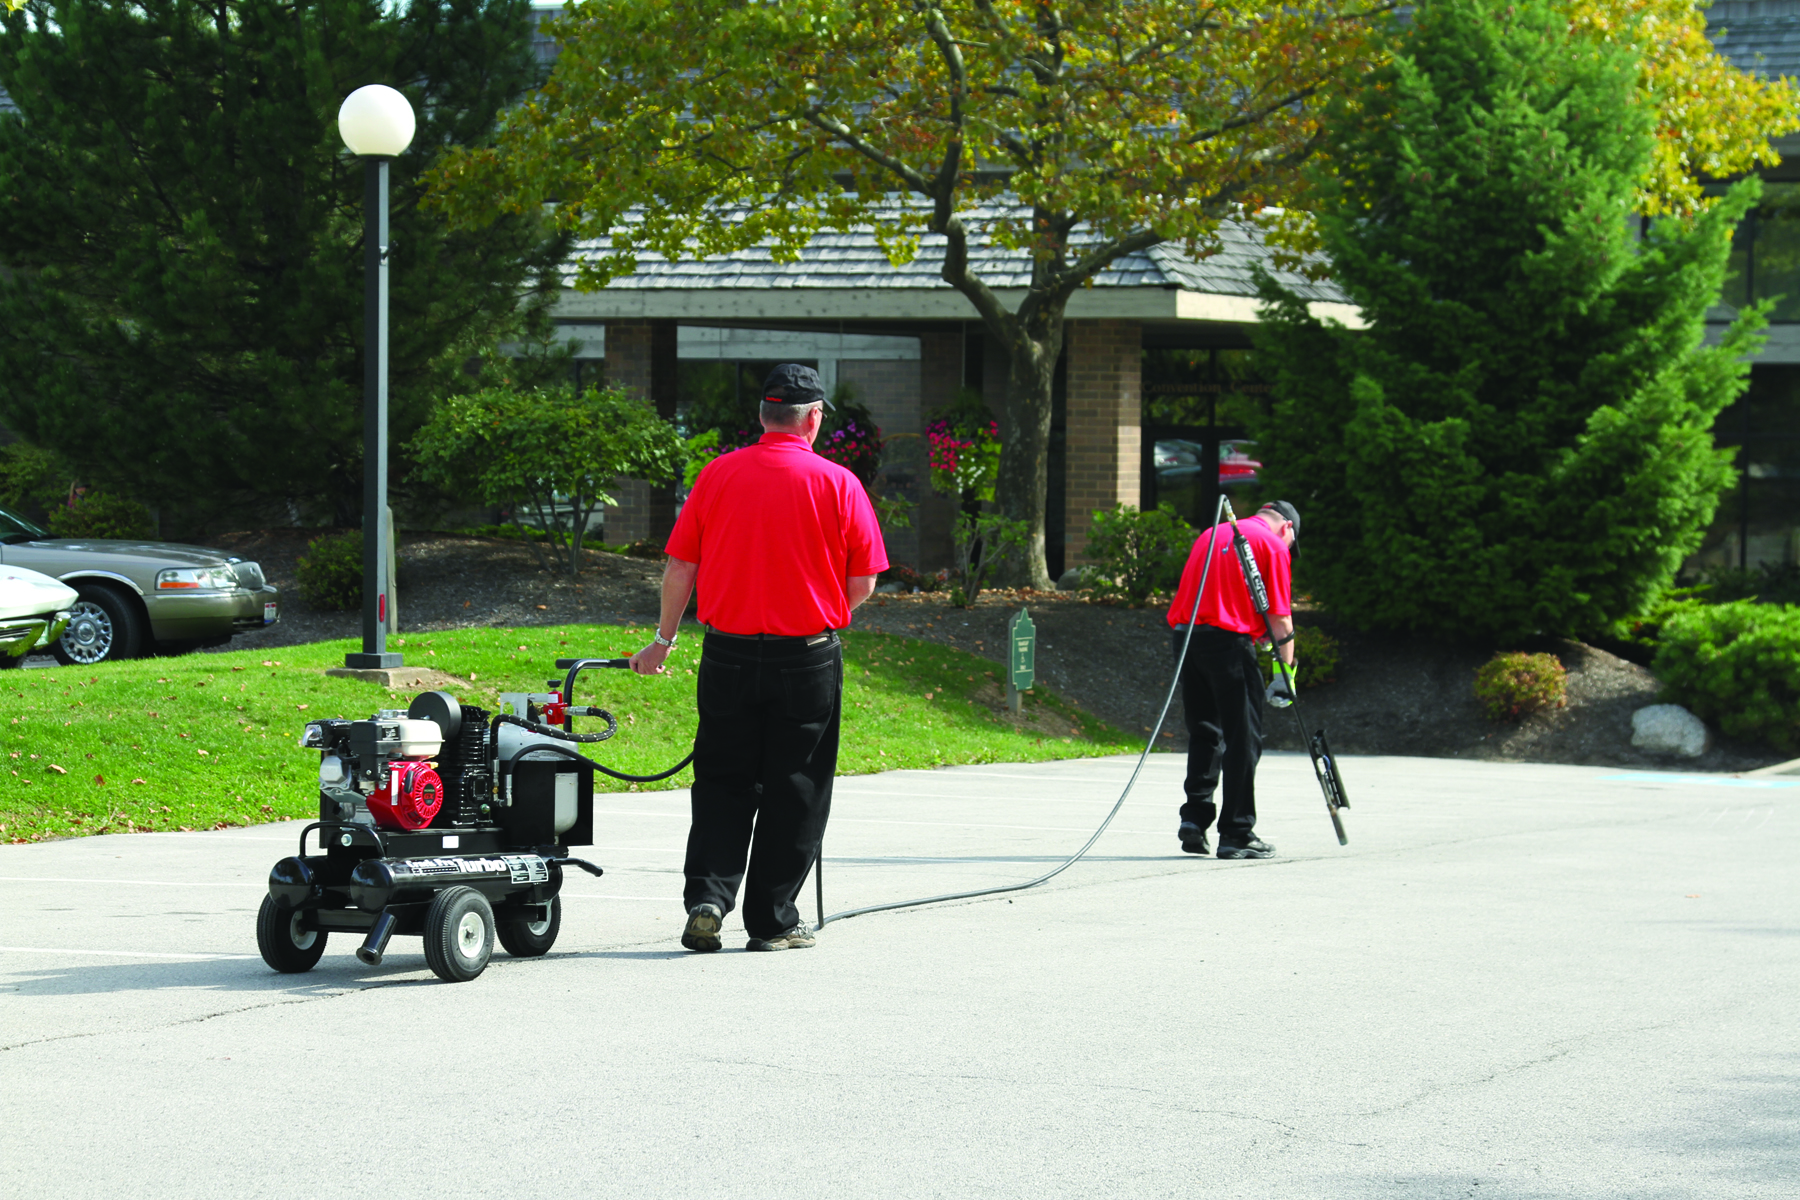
[296,704,309,710]
[132,778,147,785]
[93,774,104,786]
[196,749,210,756]
[46,763,67,774]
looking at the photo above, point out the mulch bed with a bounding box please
[206,530,1783,772]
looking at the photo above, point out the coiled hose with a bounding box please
[492,711,697,784]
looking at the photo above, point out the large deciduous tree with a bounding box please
[428,0,1386,588]
[1254,0,1770,642]
[0,0,570,527]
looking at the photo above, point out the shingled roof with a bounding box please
[1708,0,1800,80]
[574,208,1344,302]
[558,204,1356,325]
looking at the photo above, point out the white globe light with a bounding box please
[338,85,416,158]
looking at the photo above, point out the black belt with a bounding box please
[703,627,837,647]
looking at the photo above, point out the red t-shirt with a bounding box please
[666,431,889,636]
[1165,516,1291,635]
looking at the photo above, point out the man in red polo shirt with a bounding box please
[629,364,887,952]
[1164,500,1299,860]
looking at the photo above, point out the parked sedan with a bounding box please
[0,506,280,666]
[0,566,76,669]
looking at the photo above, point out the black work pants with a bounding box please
[1172,626,1263,843]
[684,632,842,938]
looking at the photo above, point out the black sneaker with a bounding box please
[1217,836,1276,860]
[746,924,817,951]
[681,903,723,951]
[1178,822,1210,855]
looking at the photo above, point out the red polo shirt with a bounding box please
[1165,516,1291,635]
[666,431,889,636]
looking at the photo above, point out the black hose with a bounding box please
[506,741,697,785]
[492,710,617,744]
[814,493,1228,930]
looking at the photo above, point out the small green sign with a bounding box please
[1008,608,1036,691]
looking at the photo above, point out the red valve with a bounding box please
[539,692,569,726]
[367,760,444,830]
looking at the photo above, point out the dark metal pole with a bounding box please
[347,156,401,669]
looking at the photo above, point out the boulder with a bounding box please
[1056,567,1089,592]
[1631,704,1711,758]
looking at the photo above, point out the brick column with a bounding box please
[1063,320,1142,565]
[603,321,653,546]
[647,319,679,545]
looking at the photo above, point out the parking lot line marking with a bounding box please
[1602,772,1800,789]
[0,946,260,960]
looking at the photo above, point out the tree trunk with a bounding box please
[991,301,1067,591]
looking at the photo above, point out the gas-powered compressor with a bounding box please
[256,657,665,983]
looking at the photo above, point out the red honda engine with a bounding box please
[367,759,445,830]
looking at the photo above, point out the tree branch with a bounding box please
[802,111,936,194]
[938,213,1016,342]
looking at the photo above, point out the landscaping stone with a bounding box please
[1056,567,1088,591]
[1631,703,1711,758]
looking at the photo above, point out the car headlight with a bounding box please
[155,567,236,592]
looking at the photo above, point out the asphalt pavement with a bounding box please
[1,752,1795,1199]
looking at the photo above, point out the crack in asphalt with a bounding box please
[1345,1021,1676,1120]
[0,979,421,1055]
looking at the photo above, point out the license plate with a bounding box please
[264,602,279,625]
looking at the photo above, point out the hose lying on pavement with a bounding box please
[813,494,1228,931]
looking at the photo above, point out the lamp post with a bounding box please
[338,85,415,670]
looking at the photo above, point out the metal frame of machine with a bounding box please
[256,658,627,982]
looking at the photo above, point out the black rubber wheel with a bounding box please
[256,895,327,973]
[52,583,145,666]
[422,886,494,983]
[496,896,561,958]
[0,652,23,670]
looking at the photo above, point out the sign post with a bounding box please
[1007,608,1036,714]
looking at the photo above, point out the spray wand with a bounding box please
[1220,498,1350,845]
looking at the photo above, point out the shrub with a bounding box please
[0,441,73,518]
[459,523,549,543]
[1686,562,1800,607]
[950,512,1030,607]
[888,564,948,593]
[47,491,155,540]
[1084,503,1194,605]
[296,532,362,611]
[1472,651,1568,721]
[1654,600,1800,749]
[1257,625,1342,690]
[411,383,684,576]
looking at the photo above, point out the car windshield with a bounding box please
[0,505,49,544]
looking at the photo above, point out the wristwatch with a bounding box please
[653,630,678,649]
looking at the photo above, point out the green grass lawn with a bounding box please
[1,623,1142,843]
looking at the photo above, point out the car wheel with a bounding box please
[52,584,145,666]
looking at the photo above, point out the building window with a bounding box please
[1142,347,1272,528]
[1694,364,1800,572]
[1722,182,1800,321]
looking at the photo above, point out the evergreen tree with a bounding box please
[0,0,569,526]
[1254,0,1762,642]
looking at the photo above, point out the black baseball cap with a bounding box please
[1259,500,1300,541]
[762,363,830,407]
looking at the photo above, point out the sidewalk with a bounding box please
[1,753,1795,1198]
